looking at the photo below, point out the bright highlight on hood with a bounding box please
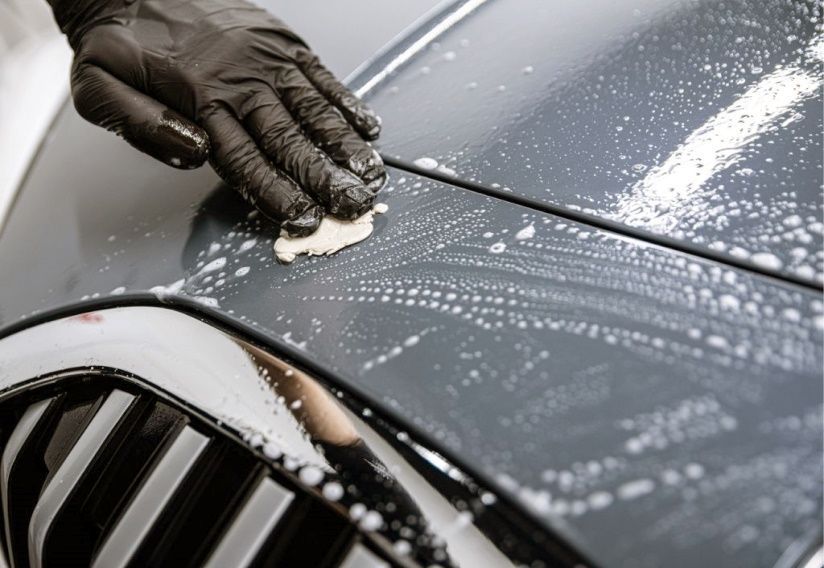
[612,36,823,234]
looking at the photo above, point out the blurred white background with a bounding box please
[0,0,72,221]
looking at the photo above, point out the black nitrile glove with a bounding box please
[47,0,387,236]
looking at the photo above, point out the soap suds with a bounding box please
[750,252,783,271]
[274,204,388,263]
[515,223,535,240]
[413,157,439,170]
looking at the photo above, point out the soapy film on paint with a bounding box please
[274,204,389,263]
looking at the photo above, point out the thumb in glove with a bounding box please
[71,62,210,169]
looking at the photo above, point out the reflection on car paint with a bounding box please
[354,0,823,284]
[243,341,455,567]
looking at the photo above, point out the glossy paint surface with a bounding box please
[0,106,821,567]
[353,0,824,285]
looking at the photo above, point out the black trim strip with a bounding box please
[383,155,822,293]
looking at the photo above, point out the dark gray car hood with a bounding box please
[352,0,823,287]
[0,102,821,567]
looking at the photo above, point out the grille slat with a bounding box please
[0,377,416,568]
[1,398,54,568]
[203,476,294,568]
[91,426,209,568]
[254,494,357,567]
[27,390,135,568]
[134,439,264,567]
[340,544,390,568]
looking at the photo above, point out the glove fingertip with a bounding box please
[357,109,382,140]
[124,110,211,170]
[365,170,388,194]
[281,204,323,237]
[361,150,387,184]
[337,93,381,140]
[328,185,377,220]
[155,111,211,169]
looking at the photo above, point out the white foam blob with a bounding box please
[274,204,388,263]
[358,510,384,531]
[515,223,535,240]
[413,157,439,169]
[750,252,783,271]
[298,465,324,486]
[322,481,344,501]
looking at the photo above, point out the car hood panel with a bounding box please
[0,106,822,567]
[353,0,823,285]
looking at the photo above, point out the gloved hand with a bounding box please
[47,0,386,236]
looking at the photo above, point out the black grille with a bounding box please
[0,375,408,568]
